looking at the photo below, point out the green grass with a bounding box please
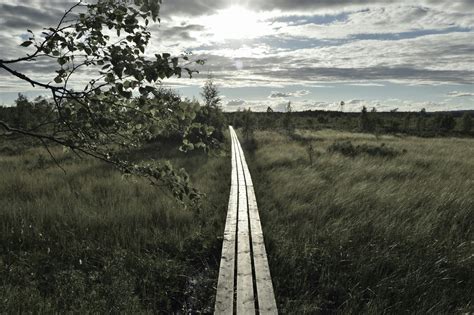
[241,129,473,314]
[2,129,473,313]
[0,136,230,313]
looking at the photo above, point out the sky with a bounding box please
[0,0,473,112]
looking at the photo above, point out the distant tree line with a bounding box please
[3,94,471,147]
[358,106,472,135]
[227,106,473,137]
[0,95,56,132]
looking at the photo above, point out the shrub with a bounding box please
[282,102,295,134]
[317,115,329,123]
[242,108,257,141]
[243,137,258,153]
[199,77,227,142]
[359,106,375,132]
[461,113,472,133]
[306,143,315,165]
[328,141,404,158]
[328,141,358,157]
[36,154,46,169]
[431,114,456,132]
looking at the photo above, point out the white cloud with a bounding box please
[447,91,474,97]
[293,90,310,97]
[195,45,272,59]
[1,0,473,111]
[277,4,473,40]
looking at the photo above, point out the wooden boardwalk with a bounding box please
[215,126,277,315]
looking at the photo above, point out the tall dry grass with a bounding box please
[0,137,230,313]
[243,129,473,313]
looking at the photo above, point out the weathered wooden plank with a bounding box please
[230,133,238,188]
[234,134,253,188]
[247,187,278,314]
[234,145,246,189]
[214,132,239,314]
[233,127,256,314]
[235,127,277,314]
[216,126,277,315]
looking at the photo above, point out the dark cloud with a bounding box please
[269,91,292,98]
[154,24,206,41]
[0,3,65,30]
[160,0,227,17]
[268,90,309,98]
[255,66,474,85]
[160,0,474,17]
[160,0,378,18]
[2,57,60,76]
[190,48,474,85]
[253,0,473,12]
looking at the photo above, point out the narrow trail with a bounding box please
[214,126,277,315]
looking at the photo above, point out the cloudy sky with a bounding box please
[1,0,473,111]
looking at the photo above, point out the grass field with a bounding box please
[0,136,230,313]
[241,129,473,313]
[1,128,473,313]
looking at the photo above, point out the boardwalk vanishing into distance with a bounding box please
[214,126,277,315]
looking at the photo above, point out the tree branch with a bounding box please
[0,62,61,90]
[0,1,82,65]
[40,138,67,174]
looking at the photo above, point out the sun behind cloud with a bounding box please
[203,6,271,41]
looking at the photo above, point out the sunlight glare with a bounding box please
[205,6,270,41]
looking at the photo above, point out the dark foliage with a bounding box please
[224,109,474,138]
[0,0,219,204]
[328,141,404,158]
[242,108,257,142]
[462,113,472,133]
[195,78,227,143]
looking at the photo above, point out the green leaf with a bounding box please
[172,57,178,68]
[58,57,68,65]
[139,87,148,95]
[20,40,32,47]
[105,73,115,83]
[54,76,63,83]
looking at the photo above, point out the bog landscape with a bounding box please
[0,0,473,314]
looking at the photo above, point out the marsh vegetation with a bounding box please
[0,136,230,312]
[0,0,472,312]
[242,129,473,313]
